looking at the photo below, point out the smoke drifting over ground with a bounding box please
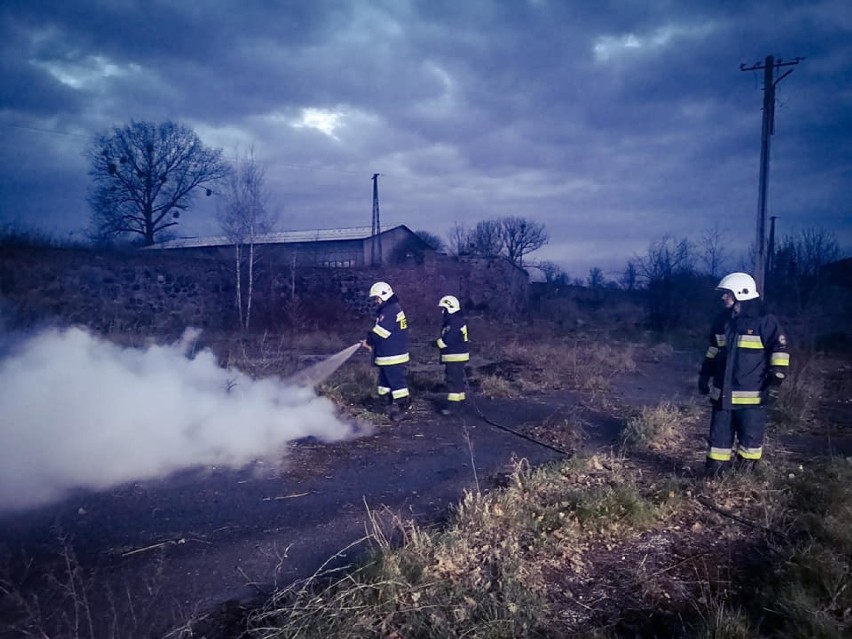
[0,327,363,512]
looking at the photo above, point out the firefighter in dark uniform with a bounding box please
[698,272,790,476]
[435,295,470,416]
[361,281,411,420]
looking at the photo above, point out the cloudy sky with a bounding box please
[1,0,850,278]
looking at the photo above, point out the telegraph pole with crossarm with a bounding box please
[740,55,804,298]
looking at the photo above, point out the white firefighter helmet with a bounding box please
[369,281,394,301]
[438,295,461,314]
[716,272,759,301]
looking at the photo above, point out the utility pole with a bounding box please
[371,173,382,266]
[767,215,778,298]
[740,55,803,297]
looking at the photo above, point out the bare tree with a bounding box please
[415,230,445,252]
[87,120,229,245]
[788,227,841,278]
[698,223,730,278]
[635,235,697,331]
[446,223,471,256]
[499,216,548,267]
[536,260,567,284]
[468,220,504,258]
[587,266,606,289]
[620,261,638,291]
[635,235,695,285]
[770,227,842,312]
[218,149,276,331]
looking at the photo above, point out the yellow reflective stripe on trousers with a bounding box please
[708,447,732,461]
[375,353,410,365]
[392,388,410,399]
[771,352,790,366]
[731,390,761,405]
[736,335,764,349]
[377,386,390,395]
[372,324,391,338]
[441,353,469,363]
[737,446,762,460]
[448,392,466,402]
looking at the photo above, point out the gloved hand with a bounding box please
[698,375,710,395]
[430,340,440,349]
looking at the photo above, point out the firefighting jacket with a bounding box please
[699,300,790,409]
[365,295,409,366]
[437,311,470,363]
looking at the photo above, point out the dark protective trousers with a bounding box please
[444,361,466,402]
[707,406,767,462]
[377,364,409,401]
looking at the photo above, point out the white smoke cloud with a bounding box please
[0,327,364,512]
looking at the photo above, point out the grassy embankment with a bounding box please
[244,326,851,638]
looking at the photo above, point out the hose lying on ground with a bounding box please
[463,371,573,457]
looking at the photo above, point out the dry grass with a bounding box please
[246,455,664,638]
[0,536,179,639]
[469,337,642,400]
[770,349,826,432]
[317,359,379,410]
[619,401,701,452]
[246,433,852,638]
[478,374,521,399]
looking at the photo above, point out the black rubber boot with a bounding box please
[389,396,411,421]
[704,459,730,479]
[734,457,759,473]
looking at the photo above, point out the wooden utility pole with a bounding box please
[371,173,382,266]
[740,55,803,297]
[767,215,778,297]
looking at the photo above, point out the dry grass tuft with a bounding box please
[479,374,520,399]
[476,338,640,396]
[619,402,697,451]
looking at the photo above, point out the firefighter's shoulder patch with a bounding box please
[779,334,787,346]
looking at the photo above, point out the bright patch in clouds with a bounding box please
[31,55,139,90]
[594,23,715,62]
[293,108,344,138]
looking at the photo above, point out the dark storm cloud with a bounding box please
[0,0,849,276]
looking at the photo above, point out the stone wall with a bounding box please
[0,246,529,336]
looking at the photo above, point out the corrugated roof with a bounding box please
[146,226,383,249]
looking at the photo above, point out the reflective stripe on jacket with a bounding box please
[699,300,790,409]
[365,296,409,366]
[437,312,469,363]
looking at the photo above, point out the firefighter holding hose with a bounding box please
[361,281,411,420]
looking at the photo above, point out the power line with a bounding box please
[4,123,89,139]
